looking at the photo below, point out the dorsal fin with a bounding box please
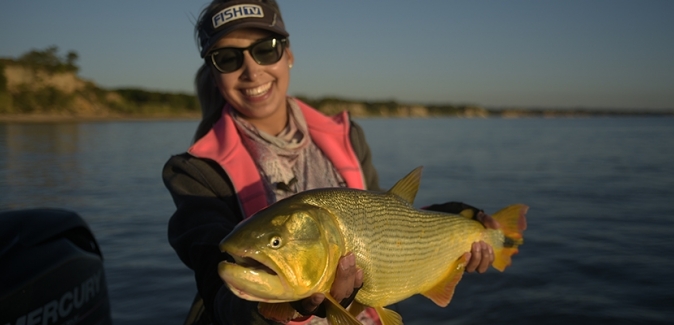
[388,166,423,205]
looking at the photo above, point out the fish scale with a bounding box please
[218,167,527,325]
[299,188,499,307]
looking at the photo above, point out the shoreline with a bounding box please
[1,110,672,123]
[0,113,201,123]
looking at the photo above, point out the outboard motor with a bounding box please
[0,209,112,325]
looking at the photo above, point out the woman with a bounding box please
[163,1,497,324]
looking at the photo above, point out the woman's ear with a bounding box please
[286,48,294,69]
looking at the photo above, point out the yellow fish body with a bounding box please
[219,167,528,325]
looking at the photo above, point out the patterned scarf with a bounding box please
[232,99,345,204]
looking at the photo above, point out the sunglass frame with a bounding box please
[207,37,288,73]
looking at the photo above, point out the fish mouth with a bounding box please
[230,254,277,276]
[219,250,292,303]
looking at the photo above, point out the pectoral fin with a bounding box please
[421,254,467,307]
[347,300,366,317]
[374,306,403,325]
[257,302,299,323]
[323,294,362,325]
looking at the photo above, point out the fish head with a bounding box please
[218,201,343,303]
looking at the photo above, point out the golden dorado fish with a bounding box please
[219,167,527,325]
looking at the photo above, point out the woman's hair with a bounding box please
[192,0,283,142]
[193,63,225,142]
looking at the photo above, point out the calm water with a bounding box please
[1,117,673,325]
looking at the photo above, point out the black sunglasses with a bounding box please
[207,37,288,74]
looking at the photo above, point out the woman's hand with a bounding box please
[293,252,363,316]
[464,211,499,273]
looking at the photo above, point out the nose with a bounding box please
[239,51,262,81]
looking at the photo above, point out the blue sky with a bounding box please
[1,0,673,109]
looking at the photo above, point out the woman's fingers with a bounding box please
[475,212,500,229]
[465,241,494,273]
[330,253,358,300]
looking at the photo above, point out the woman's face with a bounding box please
[210,28,294,135]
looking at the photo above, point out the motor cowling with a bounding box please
[0,208,112,325]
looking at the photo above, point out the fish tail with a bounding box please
[491,204,528,271]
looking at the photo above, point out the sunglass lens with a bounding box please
[251,39,283,65]
[210,38,285,73]
[212,50,242,73]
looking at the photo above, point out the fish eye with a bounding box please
[269,236,282,249]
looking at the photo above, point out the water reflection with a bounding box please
[0,123,82,209]
[1,118,672,324]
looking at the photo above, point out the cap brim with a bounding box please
[200,22,289,58]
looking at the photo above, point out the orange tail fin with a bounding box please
[491,204,528,271]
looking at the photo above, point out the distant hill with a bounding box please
[0,46,199,119]
[1,47,671,121]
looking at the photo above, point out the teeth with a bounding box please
[244,82,271,97]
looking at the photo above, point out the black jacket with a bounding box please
[163,121,379,324]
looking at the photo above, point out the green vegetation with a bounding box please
[11,85,75,113]
[0,46,199,116]
[1,47,80,114]
[6,46,80,74]
[0,61,11,113]
[1,47,672,120]
[296,96,484,117]
[0,61,6,91]
[111,88,199,114]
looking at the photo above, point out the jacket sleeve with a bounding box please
[349,121,381,191]
[422,201,483,217]
[346,122,483,217]
[163,154,277,325]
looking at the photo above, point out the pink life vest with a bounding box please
[188,98,366,218]
[188,99,379,324]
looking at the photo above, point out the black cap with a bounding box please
[198,1,289,58]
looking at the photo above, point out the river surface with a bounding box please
[1,117,672,324]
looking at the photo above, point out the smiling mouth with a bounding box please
[242,82,272,97]
[230,255,277,276]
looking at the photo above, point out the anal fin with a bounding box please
[493,247,519,272]
[421,254,467,307]
[375,306,403,325]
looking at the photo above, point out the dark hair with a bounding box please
[192,0,284,142]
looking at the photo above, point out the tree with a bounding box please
[18,46,79,73]
[66,51,79,72]
[0,61,7,92]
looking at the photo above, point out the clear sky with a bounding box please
[1,0,673,109]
